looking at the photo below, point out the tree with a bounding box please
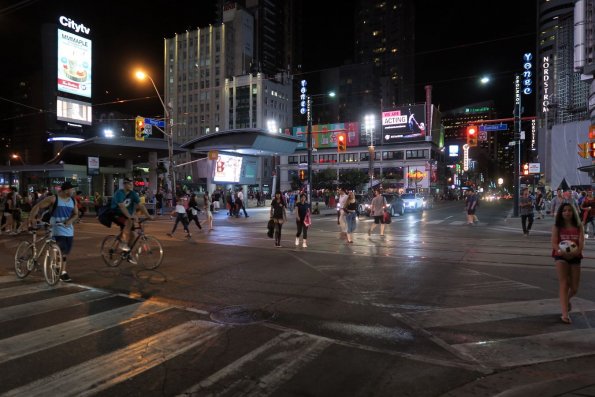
[312,169,337,190]
[338,169,369,191]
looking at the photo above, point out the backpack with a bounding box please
[97,206,115,228]
[41,195,75,223]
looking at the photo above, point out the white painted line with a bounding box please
[0,282,71,299]
[404,297,595,329]
[180,331,331,397]
[2,320,223,397]
[453,328,595,368]
[449,221,466,225]
[425,220,445,224]
[0,289,111,323]
[0,301,169,364]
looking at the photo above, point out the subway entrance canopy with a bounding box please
[181,128,302,155]
[57,137,186,165]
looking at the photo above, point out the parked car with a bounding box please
[401,193,425,211]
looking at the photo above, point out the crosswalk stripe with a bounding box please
[452,328,595,368]
[449,221,466,225]
[0,276,19,284]
[403,297,595,329]
[0,289,111,323]
[0,300,169,364]
[1,320,224,397]
[0,282,70,299]
[180,331,331,396]
[425,220,444,224]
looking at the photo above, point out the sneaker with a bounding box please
[59,272,72,282]
[119,243,131,252]
[295,237,300,246]
[302,241,307,248]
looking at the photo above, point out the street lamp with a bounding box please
[135,70,175,197]
[9,154,24,166]
[364,114,375,191]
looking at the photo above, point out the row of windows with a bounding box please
[287,149,427,165]
[287,150,426,164]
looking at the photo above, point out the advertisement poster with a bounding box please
[57,29,92,98]
[293,122,360,149]
[213,154,243,183]
[382,104,427,143]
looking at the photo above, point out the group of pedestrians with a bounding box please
[269,191,312,248]
[167,193,214,237]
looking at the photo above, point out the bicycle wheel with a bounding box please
[100,235,124,267]
[14,241,34,279]
[42,243,63,286]
[135,235,164,270]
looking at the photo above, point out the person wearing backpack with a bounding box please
[110,178,153,252]
[28,181,79,282]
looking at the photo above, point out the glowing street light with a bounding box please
[135,69,175,195]
[266,119,277,133]
[480,76,491,85]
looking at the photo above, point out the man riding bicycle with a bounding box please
[111,178,153,251]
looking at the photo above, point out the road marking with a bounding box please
[0,282,70,299]
[0,300,169,364]
[453,328,595,368]
[180,331,331,396]
[0,289,111,322]
[2,320,223,397]
[402,298,595,329]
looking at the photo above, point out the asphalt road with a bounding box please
[0,200,594,396]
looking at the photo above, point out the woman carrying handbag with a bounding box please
[270,192,287,247]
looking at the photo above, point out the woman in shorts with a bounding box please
[551,203,584,324]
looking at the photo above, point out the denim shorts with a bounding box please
[553,255,582,265]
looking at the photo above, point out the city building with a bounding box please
[537,0,594,189]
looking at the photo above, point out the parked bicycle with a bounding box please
[14,222,64,286]
[100,218,163,269]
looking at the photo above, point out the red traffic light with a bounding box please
[466,126,477,135]
[337,133,347,152]
[590,142,595,158]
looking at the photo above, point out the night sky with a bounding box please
[1,0,536,121]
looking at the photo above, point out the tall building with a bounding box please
[354,0,415,108]
[537,0,593,189]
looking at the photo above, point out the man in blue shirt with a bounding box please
[111,178,153,251]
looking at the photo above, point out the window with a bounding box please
[318,154,337,164]
[406,150,428,159]
[299,155,307,163]
[339,153,358,163]
[360,152,380,161]
[382,151,404,160]
[288,156,298,164]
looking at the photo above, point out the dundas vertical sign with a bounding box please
[542,56,550,113]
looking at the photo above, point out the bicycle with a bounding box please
[14,223,64,286]
[100,218,163,269]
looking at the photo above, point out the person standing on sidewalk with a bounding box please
[581,190,595,238]
[368,189,386,236]
[294,193,310,248]
[270,191,287,247]
[551,203,585,324]
[520,188,535,236]
[203,192,214,231]
[237,187,249,217]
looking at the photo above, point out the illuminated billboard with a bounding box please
[57,29,92,98]
[56,96,92,125]
[292,122,360,149]
[213,154,243,183]
[448,145,459,157]
[382,104,427,143]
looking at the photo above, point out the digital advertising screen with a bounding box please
[213,154,243,183]
[448,145,459,157]
[382,104,427,143]
[56,96,92,125]
[57,29,92,98]
[292,122,360,149]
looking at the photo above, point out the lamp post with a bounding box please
[135,70,175,198]
[364,114,375,192]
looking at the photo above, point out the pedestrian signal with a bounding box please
[337,133,347,152]
[523,163,529,176]
[135,117,145,141]
[590,142,595,158]
[299,170,305,181]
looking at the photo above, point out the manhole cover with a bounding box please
[210,305,275,325]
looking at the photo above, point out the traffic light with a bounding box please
[299,169,305,181]
[523,163,529,176]
[337,133,347,152]
[466,125,478,147]
[135,116,145,141]
[590,142,595,158]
